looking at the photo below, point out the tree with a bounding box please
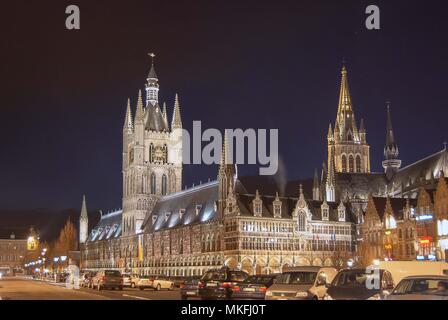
[54,218,78,256]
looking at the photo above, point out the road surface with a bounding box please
[0,277,182,300]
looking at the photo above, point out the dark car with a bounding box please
[91,270,123,291]
[198,267,249,300]
[231,275,278,300]
[180,278,201,300]
[324,268,394,300]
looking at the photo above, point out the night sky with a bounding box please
[2,0,448,215]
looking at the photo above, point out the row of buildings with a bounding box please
[79,57,448,276]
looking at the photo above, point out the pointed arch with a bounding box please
[349,155,354,173]
[356,154,362,173]
[341,154,347,172]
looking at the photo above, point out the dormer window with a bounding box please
[322,208,329,221]
[152,215,158,224]
[165,212,170,222]
[179,209,186,220]
[253,190,263,217]
[338,202,346,222]
[196,205,202,216]
[273,192,282,218]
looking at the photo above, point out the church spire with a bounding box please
[79,195,89,244]
[382,102,401,180]
[134,90,144,123]
[145,53,159,106]
[335,64,359,142]
[123,98,133,133]
[171,93,182,129]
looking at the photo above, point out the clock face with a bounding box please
[153,146,166,163]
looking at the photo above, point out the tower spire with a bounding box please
[79,195,89,244]
[335,65,359,142]
[146,53,159,106]
[382,102,401,180]
[123,98,133,132]
[135,90,144,123]
[171,93,182,129]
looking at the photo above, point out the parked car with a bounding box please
[324,268,394,300]
[198,267,248,300]
[136,275,174,291]
[386,275,448,300]
[379,261,448,284]
[91,270,123,291]
[180,278,201,300]
[122,273,140,288]
[265,267,337,300]
[85,272,97,288]
[232,274,279,300]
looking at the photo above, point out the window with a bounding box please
[322,208,329,221]
[349,155,354,173]
[356,155,361,173]
[341,155,347,172]
[254,202,262,216]
[151,173,156,194]
[298,210,306,232]
[273,204,281,218]
[162,174,167,195]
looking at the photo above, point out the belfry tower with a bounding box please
[121,54,183,236]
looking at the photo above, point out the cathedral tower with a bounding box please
[122,55,183,236]
[328,65,370,175]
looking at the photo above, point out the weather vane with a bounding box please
[148,52,156,63]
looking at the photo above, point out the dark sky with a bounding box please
[1,0,448,214]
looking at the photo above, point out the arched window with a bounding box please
[356,155,362,173]
[341,155,347,172]
[162,174,167,195]
[298,210,306,232]
[151,173,156,194]
[349,155,354,173]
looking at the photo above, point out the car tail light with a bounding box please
[232,285,240,292]
[198,281,205,289]
[220,282,232,288]
[259,286,267,293]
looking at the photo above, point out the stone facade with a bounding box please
[0,233,27,275]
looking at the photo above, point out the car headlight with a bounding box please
[265,291,273,296]
[367,294,382,300]
[295,291,309,298]
[323,294,333,300]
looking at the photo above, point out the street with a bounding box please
[0,277,181,300]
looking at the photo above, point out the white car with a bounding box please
[386,275,448,300]
[122,273,136,288]
[136,276,174,291]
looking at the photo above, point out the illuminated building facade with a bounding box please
[80,59,356,276]
[80,60,448,275]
